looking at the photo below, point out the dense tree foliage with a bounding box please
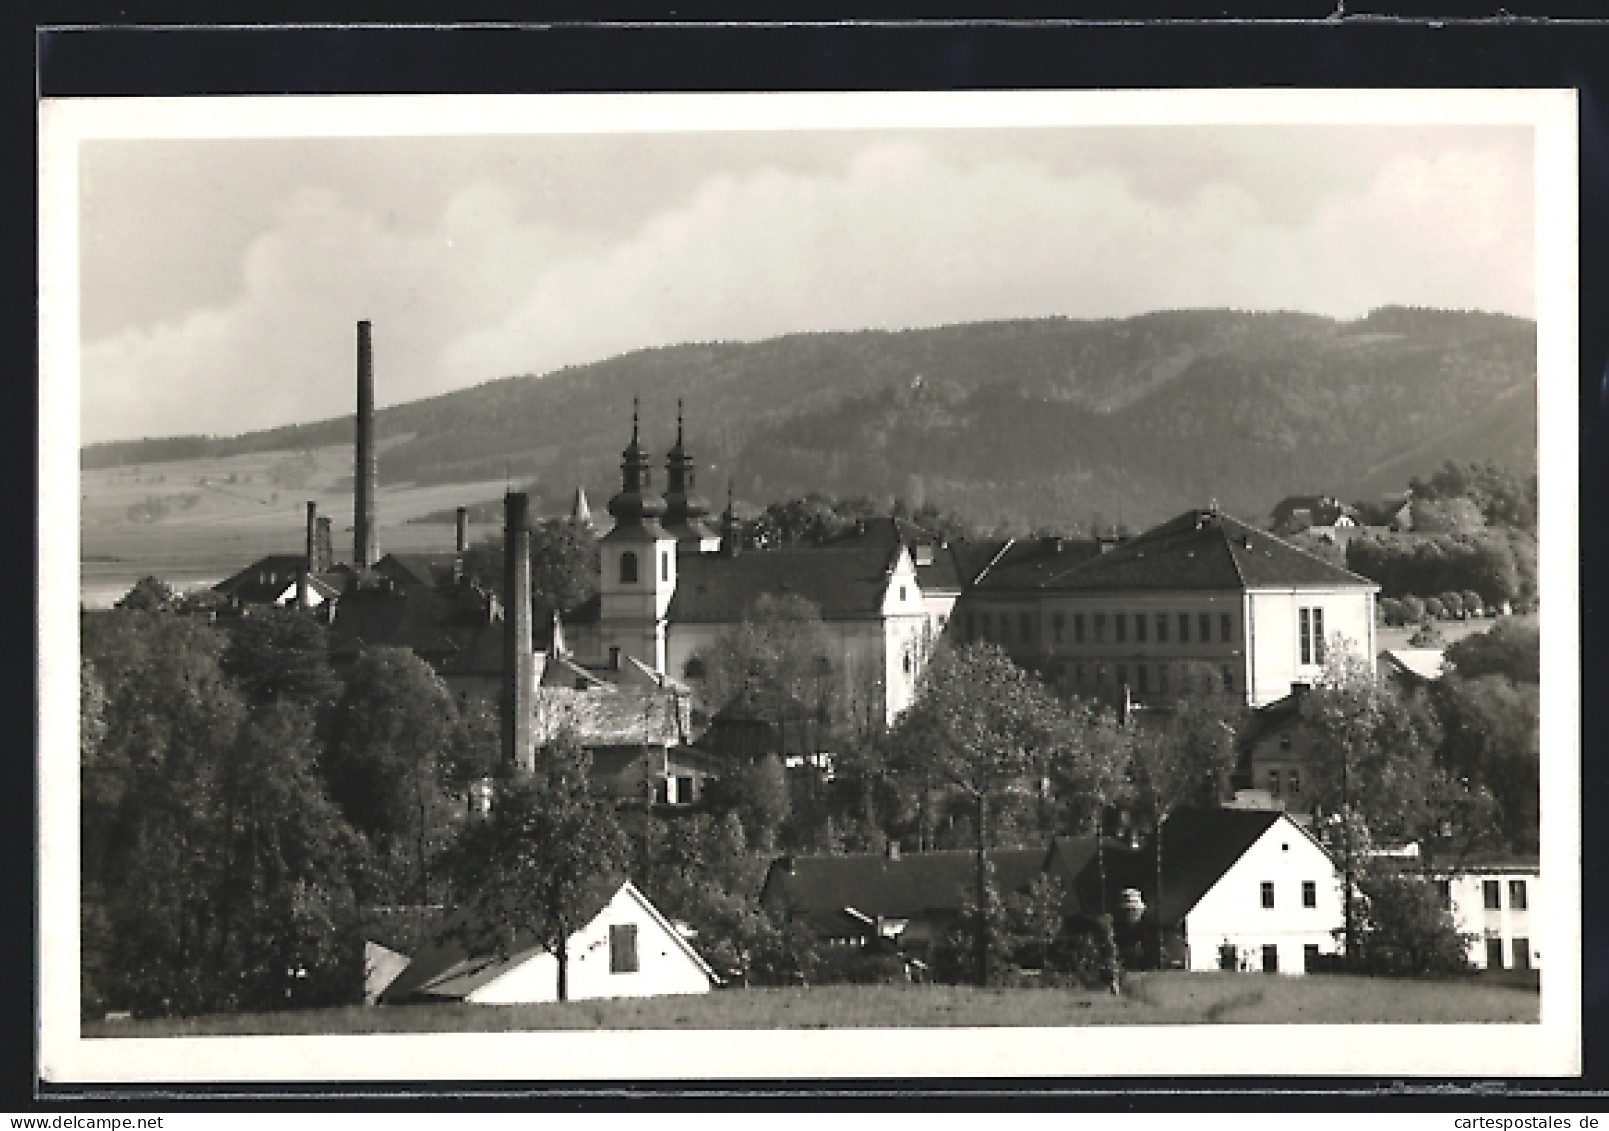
[461,517,600,621]
[1352,864,1475,977]
[444,735,630,1002]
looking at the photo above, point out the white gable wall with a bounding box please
[1442,868,1541,971]
[1181,818,1344,974]
[1245,587,1376,707]
[466,883,712,1004]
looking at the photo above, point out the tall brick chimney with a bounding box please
[354,320,379,570]
[456,505,469,554]
[297,500,317,607]
[502,491,534,774]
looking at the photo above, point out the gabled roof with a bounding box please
[818,516,962,593]
[667,546,901,623]
[1114,808,1327,926]
[213,554,325,604]
[1038,509,1376,592]
[381,880,714,1002]
[760,846,1054,939]
[967,537,1105,591]
[374,552,460,591]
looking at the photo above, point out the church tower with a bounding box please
[598,400,678,673]
[660,400,720,551]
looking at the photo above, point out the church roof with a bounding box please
[666,546,900,623]
[818,516,962,592]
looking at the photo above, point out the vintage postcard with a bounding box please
[39,88,1581,1084]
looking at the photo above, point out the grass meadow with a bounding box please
[82,972,1538,1037]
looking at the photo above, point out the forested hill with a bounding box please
[82,306,1536,532]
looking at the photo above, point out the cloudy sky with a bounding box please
[76,121,1534,445]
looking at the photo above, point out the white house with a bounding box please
[1431,857,1541,973]
[1128,808,1345,975]
[380,881,716,1005]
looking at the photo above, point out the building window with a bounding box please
[1268,770,1281,797]
[1512,938,1532,970]
[1300,606,1326,665]
[1178,613,1190,644]
[620,551,639,584]
[1136,665,1149,695]
[1158,664,1170,694]
[1199,613,1212,644]
[1052,613,1065,643]
[609,923,639,973]
[1115,614,1127,644]
[1156,613,1169,643]
[1094,614,1106,643]
[1096,665,1107,687]
[1222,665,1235,693]
[1075,664,1086,686]
[1020,612,1033,641]
[1074,614,1086,644]
[1288,770,1300,795]
[1261,881,1275,909]
[1510,880,1528,910]
[899,585,907,602]
[1136,614,1147,643]
[1436,880,1452,909]
[1221,613,1233,643]
[1116,664,1128,689]
[1302,881,1317,908]
[1486,937,1505,970]
[1304,944,1320,972]
[1483,880,1501,910]
[661,550,670,581]
[684,657,707,679]
[1262,944,1279,973]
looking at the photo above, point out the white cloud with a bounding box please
[81,137,1533,444]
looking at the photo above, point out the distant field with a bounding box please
[78,442,544,607]
[82,972,1538,1037]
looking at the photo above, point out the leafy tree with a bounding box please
[696,593,845,758]
[114,575,176,611]
[1432,673,1540,854]
[1352,863,1474,976]
[889,642,1070,985]
[461,517,600,621]
[445,734,630,1001]
[325,647,461,904]
[1300,649,1449,958]
[81,610,362,1016]
[1444,620,1539,684]
[221,606,340,709]
[703,753,792,852]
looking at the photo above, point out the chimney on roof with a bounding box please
[354,320,379,570]
[455,506,469,555]
[503,491,534,775]
[1040,535,1064,553]
[314,516,334,575]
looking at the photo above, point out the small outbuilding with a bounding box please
[379,880,716,1005]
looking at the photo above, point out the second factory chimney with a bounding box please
[456,506,470,554]
[354,320,380,570]
[502,491,535,774]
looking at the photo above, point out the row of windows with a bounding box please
[966,610,1238,647]
[1483,879,1529,910]
[1068,661,1236,696]
[1221,942,1325,973]
[1259,880,1319,909]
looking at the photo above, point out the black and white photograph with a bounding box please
[38,87,1581,1083]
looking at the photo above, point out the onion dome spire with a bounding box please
[607,397,666,524]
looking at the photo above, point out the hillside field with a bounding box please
[83,972,1537,1037]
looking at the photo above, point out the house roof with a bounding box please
[818,516,963,592]
[374,552,460,591]
[967,537,1106,591]
[760,846,1054,938]
[327,580,503,673]
[382,880,714,1002]
[213,554,340,605]
[534,685,686,748]
[1380,648,1446,683]
[667,546,900,623]
[1034,509,1376,593]
[1116,808,1326,926]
